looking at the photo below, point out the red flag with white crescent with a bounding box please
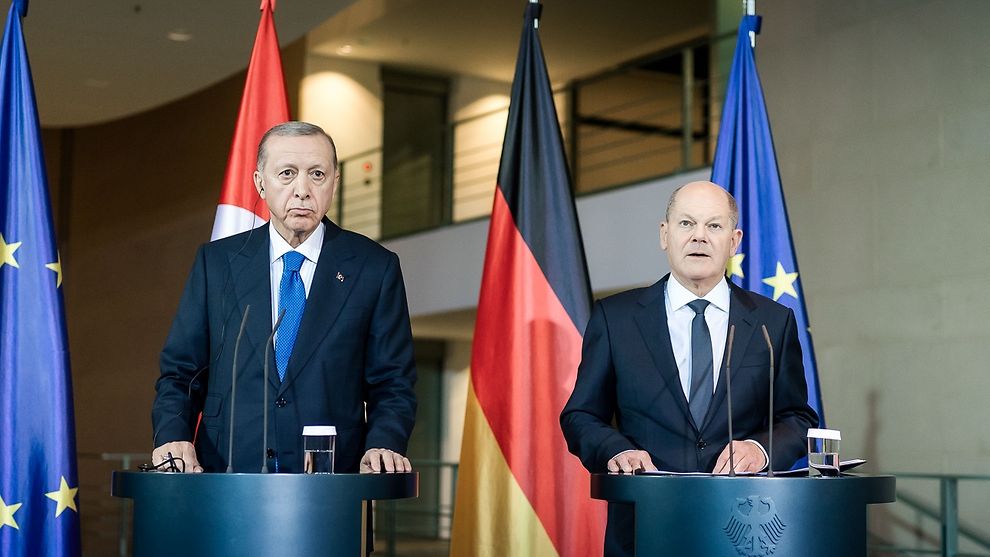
[211,0,289,240]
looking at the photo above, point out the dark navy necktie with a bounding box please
[687,299,713,428]
[275,251,306,381]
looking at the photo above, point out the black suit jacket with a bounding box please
[560,275,818,556]
[152,220,417,473]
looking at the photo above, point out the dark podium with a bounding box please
[112,471,418,557]
[592,473,895,557]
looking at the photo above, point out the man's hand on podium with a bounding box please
[360,448,412,474]
[152,441,204,473]
[713,440,767,474]
[607,450,657,474]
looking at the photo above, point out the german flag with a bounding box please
[450,3,606,555]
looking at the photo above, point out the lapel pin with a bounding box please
[336,272,345,283]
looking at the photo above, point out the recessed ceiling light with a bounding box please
[167,29,193,42]
[337,44,353,55]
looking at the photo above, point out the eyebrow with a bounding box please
[274,162,329,171]
[676,213,727,223]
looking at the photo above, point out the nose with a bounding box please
[690,226,708,243]
[291,177,312,199]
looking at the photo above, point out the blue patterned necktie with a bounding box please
[687,299,713,428]
[275,251,307,381]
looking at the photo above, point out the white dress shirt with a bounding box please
[268,223,324,335]
[664,275,730,400]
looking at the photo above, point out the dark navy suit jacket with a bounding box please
[152,219,417,473]
[560,275,818,556]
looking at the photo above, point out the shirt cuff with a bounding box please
[610,449,640,462]
[742,439,769,471]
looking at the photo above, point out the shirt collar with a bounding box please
[666,274,731,313]
[269,221,325,265]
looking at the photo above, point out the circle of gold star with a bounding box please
[0,233,21,269]
[726,253,745,279]
[46,252,63,287]
[762,261,799,301]
[45,476,79,518]
[0,495,22,530]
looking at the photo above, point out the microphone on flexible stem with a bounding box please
[261,309,286,473]
[725,324,736,477]
[761,325,775,478]
[226,305,252,474]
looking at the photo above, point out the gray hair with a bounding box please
[665,182,739,227]
[256,121,338,172]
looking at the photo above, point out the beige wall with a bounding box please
[760,0,990,475]
[758,0,990,547]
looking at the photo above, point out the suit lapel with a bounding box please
[278,221,362,394]
[703,280,759,431]
[633,275,694,428]
[228,224,274,371]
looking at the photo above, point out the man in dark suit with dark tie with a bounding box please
[151,121,416,475]
[560,180,818,556]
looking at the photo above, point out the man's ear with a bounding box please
[731,228,743,253]
[659,221,669,251]
[253,171,265,197]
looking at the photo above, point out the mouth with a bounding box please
[687,252,711,259]
[287,207,314,216]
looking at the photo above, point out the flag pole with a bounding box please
[745,0,756,47]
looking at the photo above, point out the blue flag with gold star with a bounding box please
[711,15,825,430]
[0,0,82,554]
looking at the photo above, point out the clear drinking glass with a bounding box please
[807,428,841,477]
[302,425,336,474]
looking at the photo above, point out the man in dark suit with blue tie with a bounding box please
[151,121,416,475]
[561,181,818,556]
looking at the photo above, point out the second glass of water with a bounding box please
[807,428,841,477]
[302,425,336,474]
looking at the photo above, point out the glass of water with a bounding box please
[807,428,841,477]
[302,425,337,474]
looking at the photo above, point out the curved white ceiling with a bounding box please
[8,0,354,127]
[6,0,710,128]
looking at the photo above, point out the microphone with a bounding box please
[725,324,736,477]
[226,305,252,474]
[261,309,286,473]
[761,325,775,477]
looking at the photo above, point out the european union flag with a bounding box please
[0,1,82,555]
[711,15,825,429]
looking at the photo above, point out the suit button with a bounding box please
[697,440,707,450]
[266,448,275,459]
[275,398,287,408]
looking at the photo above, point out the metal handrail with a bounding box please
[331,32,739,243]
[870,472,990,557]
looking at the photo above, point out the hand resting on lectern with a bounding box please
[151,441,204,473]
